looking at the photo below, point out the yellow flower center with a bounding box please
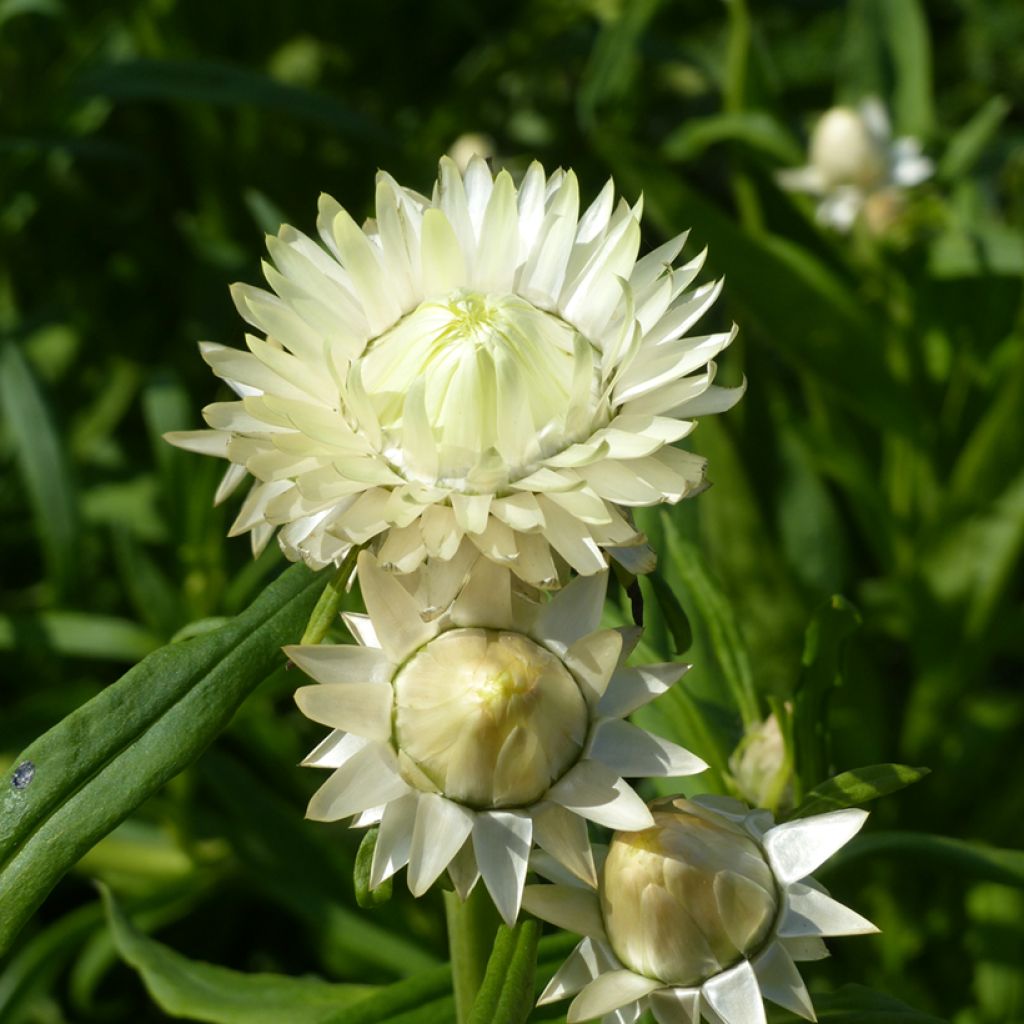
[392,628,588,808]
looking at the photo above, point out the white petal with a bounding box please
[473,811,533,926]
[538,498,609,575]
[521,884,606,940]
[341,611,379,649]
[534,571,609,652]
[449,556,514,629]
[650,988,701,1024]
[301,731,368,769]
[780,882,879,937]
[407,794,475,897]
[598,663,690,719]
[164,429,231,457]
[447,838,481,901]
[564,629,623,705]
[420,207,467,297]
[588,719,707,778]
[780,936,830,963]
[532,803,597,887]
[293,683,392,741]
[753,942,816,1021]
[538,938,602,1005]
[357,551,437,660]
[763,809,869,884]
[306,744,410,822]
[285,644,394,685]
[702,961,766,1024]
[451,492,492,535]
[568,971,661,1023]
[370,792,418,888]
[547,761,654,831]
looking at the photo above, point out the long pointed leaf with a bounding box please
[0,563,325,955]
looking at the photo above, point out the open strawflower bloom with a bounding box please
[288,551,707,926]
[523,795,878,1023]
[166,157,742,585]
[778,97,933,233]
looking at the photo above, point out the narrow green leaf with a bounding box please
[75,59,390,146]
[0,342,79,595]
[660,517,761,728]
[467,920,540,1024]
[354,828,393,909]
[0,611,161,661]
[663,111,803,165]
[878,0,934,137]
[830,832,1024,889]
[768,984,947,1022]
[938,95,1012,181]
[644,571,693,656]
[792,596,861,794]
[576,0,662,128]
[101,886,375,1024]
[789,764,931,819]
[0,563,326,956]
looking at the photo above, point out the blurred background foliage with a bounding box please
[1,0,1023,1021]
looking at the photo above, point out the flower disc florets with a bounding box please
[524,795,879,1024]
[289,552,706,926]
[167,157,743,584]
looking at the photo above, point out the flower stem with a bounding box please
[299,548,359,645]
[445,886,500,1024]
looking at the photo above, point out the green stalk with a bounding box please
[300,547,359,645]
[723,0,763,232]
[445,886,500,1024]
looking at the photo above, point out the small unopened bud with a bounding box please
[600,799,779,986]
[393,628,588,808]
[809,106,887,190]
[729,713,792,813]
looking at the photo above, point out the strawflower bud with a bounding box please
[393,628,588,807]
[600,799,778,986]
[526,794,879,1024]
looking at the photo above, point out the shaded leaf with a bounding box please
[0,342,79,595]
[831,832,1024,889]
[101,886,375,1024]
[75,59,390,146]
[789,764,931,819]
[768,984,947,1022]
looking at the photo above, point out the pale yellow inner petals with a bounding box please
[600,804,779,986]
[392,628,588,808]
[355,290,604,485]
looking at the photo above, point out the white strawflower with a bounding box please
[166,157,742,585]
[778,98,933,232]
[524,795,877,1024]
[288,552,706,926]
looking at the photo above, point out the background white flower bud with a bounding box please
[600,798,778,986]
[809,105,888,190]
[393,628,588,807]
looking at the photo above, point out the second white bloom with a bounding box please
[290,552,707,925]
